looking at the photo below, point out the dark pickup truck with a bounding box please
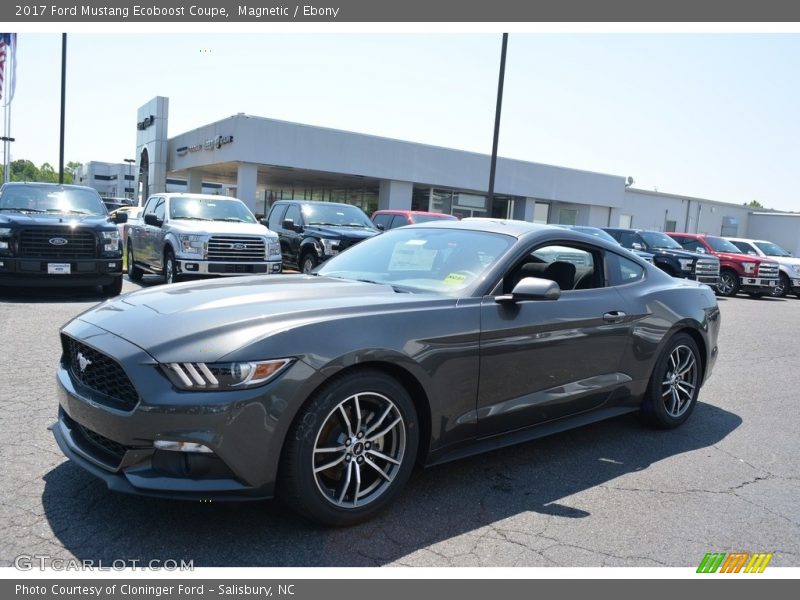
[603,228,720,287]
[0,182,127,296]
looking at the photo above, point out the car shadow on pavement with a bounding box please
[0,287,112,304]
[41,401,741,567]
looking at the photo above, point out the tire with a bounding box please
[163,249,180,284]
[127,244,143,282]
[101,276,123,297]
[716,269,739,297]
[641,332,702,429]
[748,292,766,299]
[279,369,419,527]
[772,273,790,298]
[301,251,319,274]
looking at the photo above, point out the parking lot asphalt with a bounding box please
[0,277,798,568]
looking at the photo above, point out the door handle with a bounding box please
[603,311,627,323]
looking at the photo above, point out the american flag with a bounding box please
[0,33,17,104]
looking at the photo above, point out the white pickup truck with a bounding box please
[126,193,282,284]
[726,236,800,298]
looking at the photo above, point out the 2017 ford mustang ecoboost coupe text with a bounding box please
[52,219,720,526]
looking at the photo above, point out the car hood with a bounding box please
[714,251,775,264]
[76,275,448,362]
[168,220,277,238]
[304,225,379,240]
[650,247,714,261]
[0,212,113,227]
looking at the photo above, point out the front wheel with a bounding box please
[641,333,702,429]
[127,244,143,282]
[716,270,739,297]
[163,250,180,284]
[301,252,319,274]
[279,370,419,527]
[773,273,790,298]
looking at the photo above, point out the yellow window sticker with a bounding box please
[443,272,468,285]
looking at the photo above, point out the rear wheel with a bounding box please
[127,244,143,282]
[279,370,419,527]
[641,333,701,429]
[301,251,318,274]
[716,269,739,297]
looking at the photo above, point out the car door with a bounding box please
[477,240,633,437]
[282,203,304,267]
[141,196,165,266]
[136,196,157,265]
[151,198,167,270]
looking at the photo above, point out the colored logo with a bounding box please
[697,552,773,573]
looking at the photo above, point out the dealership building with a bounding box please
[116,96,799,255]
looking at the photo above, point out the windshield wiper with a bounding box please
[49,209,93,215]
[217,217,247,222]
[0,207,46,213]
[173,216,212,220]
[353,278,410,293]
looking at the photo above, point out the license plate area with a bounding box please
[48,263,72,275]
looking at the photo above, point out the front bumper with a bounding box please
[175,258,282,277]
[52,320,321,500]
[0,256,122,287]
[695,275,720,286]
[740,277,777,288]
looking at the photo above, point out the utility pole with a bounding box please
[59,33,67,184]
[487,33,508,206]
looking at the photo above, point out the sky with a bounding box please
[3,32,800,211]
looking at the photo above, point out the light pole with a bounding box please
[0,136,15,183]
[124,158,135,203]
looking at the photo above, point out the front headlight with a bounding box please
[161,358,292,391]
[267,239,281,259]
[0,227,11,236]
[102,231,120,252]
[179,234,206,257]
[678,258,694,272]
[742,262,756,274]
[790,265,800,275]
[319,238,340,257]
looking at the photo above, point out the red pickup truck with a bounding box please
[667,232,779,298]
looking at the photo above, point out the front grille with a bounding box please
[63,335,139,411]
[207,236,265,262]
[18,227,96,258]
[758,262,779,279]
[695,258,720,276]
[77,424,127,463]
[208,263,267,274]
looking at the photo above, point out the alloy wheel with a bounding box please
[717,272,736,296]
[312,391,406,508]
[660,344,698,418]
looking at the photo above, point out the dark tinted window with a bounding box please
[284,204,302,227]
[268,204,287,230]
[388,215,407,229]
[607,253,645,286]
[372,213,394,229]
[730,241,756,255]
[675,238,705,253]
[616,231,642,249]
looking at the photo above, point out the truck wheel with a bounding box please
[772,273,790,298]
[301,252,319,274]
[640,332,701,429]
[716,269,739,297]
[101,276,123,297]
[164,249,180,284]
[127,244,143,282]
[278,369,419,526]
[748,293,766,299]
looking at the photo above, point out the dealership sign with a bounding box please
[176,135,233,156]
[137,115,155,130]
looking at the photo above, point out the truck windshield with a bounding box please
[706,237,741,253]
[0,185,107,216]
[755,241,791,257]
[640,231,682,249]
[169,198,256,223]
[302,203,376,229]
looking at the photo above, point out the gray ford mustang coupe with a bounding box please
[52,219,720,526]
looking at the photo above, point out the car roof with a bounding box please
[0,181,99,193]
[410,218,588,239]
[158,193,241,202]
[373,210,454,216]
[275,199,356,208]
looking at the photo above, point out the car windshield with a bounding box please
[755,241,791,257]
[318,227,514,294]
[302,203,376,229]
[706,236,741,253]
[0,185,107,216]
[169,197,256,223]
[640,231,682,249]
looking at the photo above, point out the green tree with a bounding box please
[745,199,764,208]
[0,159,75,184]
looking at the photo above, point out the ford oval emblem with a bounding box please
[232,243,246,250]
[49,237,68,246]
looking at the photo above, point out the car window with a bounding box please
[284,204,302,227]
[388,215,406,229]
[616,231,641,250]
[143,196,158,215]
[153,198,165,222]
[675,238,705,253]
[504,242,604,293]
[268,204,287,230]
[372,213,393,230]
[731,241,757,255]
[607,252,645,286]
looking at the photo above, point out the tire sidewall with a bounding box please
[301,252,318,274]
[643,333,701,429]
[281,371,419,527]
[717,270,739,297]
[165,251,176,284]
[127,244,142,281]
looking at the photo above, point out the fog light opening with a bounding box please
[153,440,213,453]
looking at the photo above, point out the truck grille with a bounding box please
[62,335,139,411]
[757,262,779,279]
[207,236,265,262]
[18,227,96,258]
[695,258,720,276]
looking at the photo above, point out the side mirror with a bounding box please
[260,218,270,227]
[144,213,161,227]
[696,247,706,254]
[375,223,385,231]
[631,242,644,251]
[113,212,128,224]
[496,277,561,304]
